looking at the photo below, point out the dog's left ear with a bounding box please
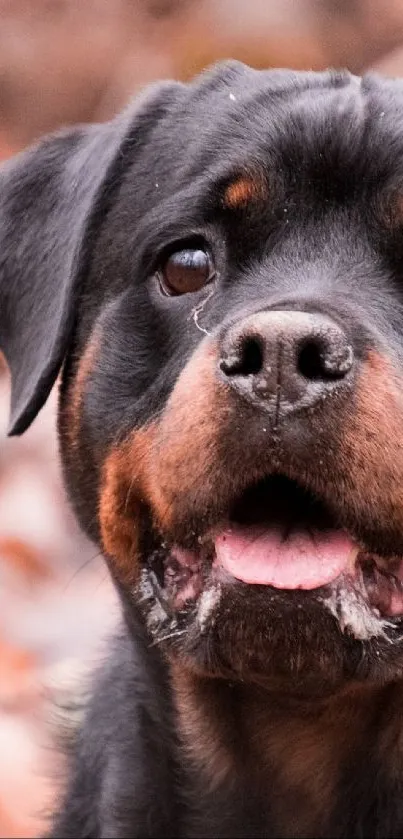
[0,117,133,436]
[0,82,182,436]
[0,120,131,436]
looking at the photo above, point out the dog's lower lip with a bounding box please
[159,535,403,619]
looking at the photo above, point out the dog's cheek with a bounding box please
[98,425,157,587]
[97,400,222,585]
[97,339,232,579]
[146,339,227,530]
[62,327,102,451]
[338,350,403,540]
[58,327,107,545]
[61,329,232,575]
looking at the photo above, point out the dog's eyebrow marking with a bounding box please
[222,173,266,210]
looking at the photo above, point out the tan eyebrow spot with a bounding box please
[223,174,266,209]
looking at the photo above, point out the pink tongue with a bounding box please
[214,526,355,590]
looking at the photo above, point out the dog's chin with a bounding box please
[136,475,403,692]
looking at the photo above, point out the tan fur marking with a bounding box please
[143,339,225,529]
[99,424,157,585]
[66,330,101,446]
[250,687,376,836]
[341,350,403,534]
[223,174,266,209]
[171,665,238,788]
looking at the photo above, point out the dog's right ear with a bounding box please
[0,81,182,437]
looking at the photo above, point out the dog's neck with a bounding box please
[171,666,403,837]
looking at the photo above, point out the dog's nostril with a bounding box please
[221,336,264,377]
[297,336,353,382]
[239,337,264,375]
[297,339,327,381]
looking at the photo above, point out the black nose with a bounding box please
[219,310,354,420]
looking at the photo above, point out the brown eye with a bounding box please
[158,247,215,295]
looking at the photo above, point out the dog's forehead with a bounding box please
[87,63,403,319]
[124,67,403,208]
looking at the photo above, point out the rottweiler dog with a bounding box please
[3,61,403,838]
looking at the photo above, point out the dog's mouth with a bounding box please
[143,475,403,637]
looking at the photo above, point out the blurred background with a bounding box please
[1,1,403,835]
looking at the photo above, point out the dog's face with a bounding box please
[4,63,403,696]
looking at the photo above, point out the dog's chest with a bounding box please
[175,678,403,838]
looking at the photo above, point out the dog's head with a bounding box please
[4,62,403,696]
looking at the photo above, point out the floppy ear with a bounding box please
[0,81,182,437]
[0,116,131,436]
